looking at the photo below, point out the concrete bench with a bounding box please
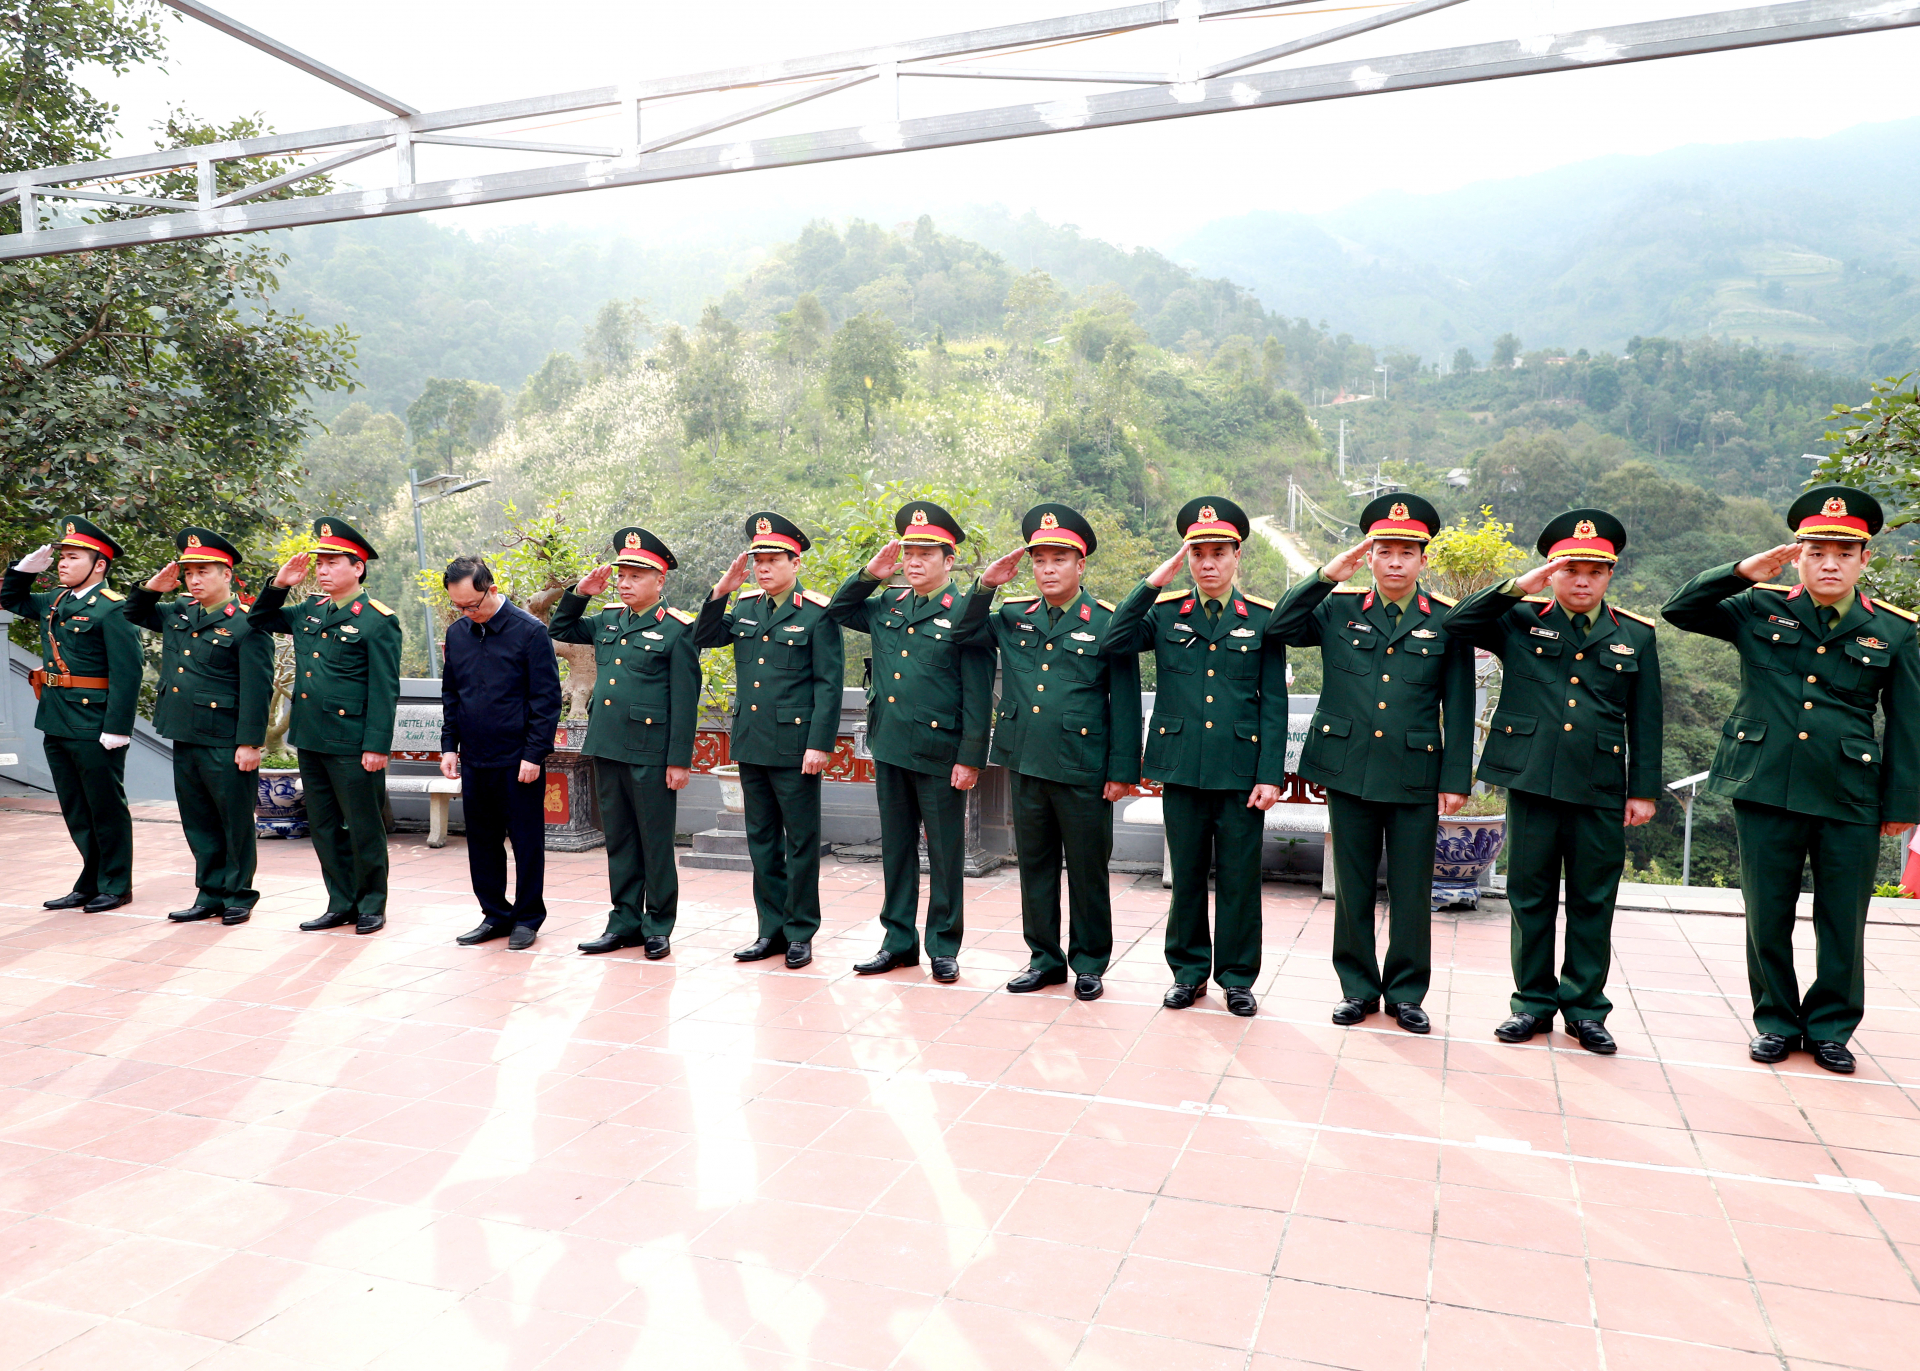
[293,775,462,848]
[1120,796,1332,892]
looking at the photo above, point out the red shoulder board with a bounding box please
[941,592,952,608]
[1786,584,1803,600]
[1179,598,1195,616]
[1362,590,1375,611]
[350,600,362,615]
[1080,603,1092,621]
[1862,590,1876,614]
[1234,599,1247,617]
[1417,593,1430,615]
[224,604,235,617]
[655,605,666,622]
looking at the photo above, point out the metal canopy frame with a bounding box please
[2,0,1916,260]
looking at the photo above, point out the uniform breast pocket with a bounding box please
[1834,638,1891,693]
[1404,728,1441,789]
[1712,717,1765,784]
[627,709,668,760]
[1481,714,1536,772]
[1003,635,1038,670]
[1593,652,1639,694]
[1331,630,1377,673]
[1220,641,1262,677]
[631,641,669,671]
[596,629,621,664]
[194,691,237,739]
[772,629,810,669]
[1514,636,1564,679]
[1393,641,1441,683]
[1747,618,1801,669]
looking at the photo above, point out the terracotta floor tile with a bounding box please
[813,1212,988,1295]
[1075,1324,1248,1370]
[740,1273,938,1369]
[1276,1215,1431,1300]
[1435,1183,1584,1255]
[1255,1279,1426,1370]
[1130,1195,1288,1273]
[1590,1260,1773,1353]
[1096,1253,1267,1347]
[24,1315,224,1371]
[1426,1306,1598,1369]
[1760,1281,1920,1370]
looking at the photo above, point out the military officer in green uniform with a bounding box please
[1267,494,1475,1033]
[2,516,142,911]
[550,526,700,958]
[126,528,274,925]
[970,504,1142,1002]
[695,511,845,971]
[825,501,995,983]
[250,518,403,935]
[1444,509,1663,1054]
[1104,498,1289,1017]
[1662,486,1919,1074]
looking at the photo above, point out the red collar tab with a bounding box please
[1538,599,1553,616]
[941,592,953,608]
[1416,593,1430,615]
[1080,602,1092,622]
[655,605,666,621]
[1234,599,1248,617]
[350,600,362,615]
[1861,591,1875,614]
[1362,590,1375,612]
[224,604,235,617]
[1608,606,1619,624]
[1786,584,1803,600]
[1020,600,1034,615]
[1179,598,1195,616]
[895,588,911,601]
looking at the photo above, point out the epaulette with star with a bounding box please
[98,587,124,601]
[1874,598,1919,622]
[736,587,764,599]
[1331,584,1367,593]
[1096,598,1115,611]
[666,607,696,625]
[1613,606,1657,627]
[1522,594,1552,604]
[367,598,395,617]
[1428,591,1457,607]
[800,588,829,607]
[1755,582,1793,593]
[1242,593,1275,609]
[1155,589,1186,603]
[1001,594,1040,605]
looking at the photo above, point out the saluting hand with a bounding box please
[1146,547,1187,589]
[273,552,310,589]
[576,564,614,598]
[712,551,751,600]
[1322,537,1375,583]
[865,540,902,581]
[980,546,1026,589]
[145,561,181,594]
[13,544,53,574]
[1511,557,1571,597]
[1736,543,1800,583]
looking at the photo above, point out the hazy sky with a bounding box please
[102,0,1920,249]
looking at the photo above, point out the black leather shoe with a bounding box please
[578,932,643,954]
[1494,1012,1551,1043]
[733,936,788,962]
[929,956,959,983]
[1810,1040,1856,1074]
[43,891,92,909]
[221,907,251,926]
[456,922,509,946]
[854,949,918,975]
[1386,1003,1431,1034]
[168,905,221,923]
[643,936,671,960]
[1006,967,1068,994]
[1565,1019,1616,1054]
[355,913,385,935]
[1224,987,1258,1017]
[300,911,355,932]
[1163,983,1206,1010]
[508,926,536,951]
[1332,997,1379,1026]
[82,893,129,913]
[1074,973,1104,1002]
[784,941,812,969]
[1749,1032,1798,1064]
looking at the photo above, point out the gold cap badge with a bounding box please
[624,531,641,548]
[319,522,332,537]
[1575,519,1597,539]
[756,517,771,535]
[1039,512,1059,529]
[65,522,75,536]
[1823,495,1848,516]
[1389,502,1409,521]
[1198,505,1216,523]
[186,533,202,548]
[910,509,929,526]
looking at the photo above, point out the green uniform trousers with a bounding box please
[299,750,390,920]
[596,761,679,939]
[42,734,132,900]
[1161,784,1264,989]
[873,760,966,960]
[1506,789,1623,1022]
[174,742,259,910]
[1734,800,1879,1045]
[1326,790,1435,1005]
[739,762,823,945]
[1011,772,1114,977]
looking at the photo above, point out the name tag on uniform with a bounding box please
[1767,615,1796,626]
[737,618,757,626]
[1528,626,1559,639]
[934,617,951,628]
[1608,643,1634,655]
[641,630,663,640]
[1016,622,1036,632]
[1071,631,1096,641]
[1170,623,1193,634]
[1229,627,1255,638]
[1346,621,1372,633]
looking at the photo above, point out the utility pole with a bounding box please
[1337,419,1346,479]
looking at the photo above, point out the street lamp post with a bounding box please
[1375,363,1391,403]
[408,467,493,678]
[1667,770,1710,886]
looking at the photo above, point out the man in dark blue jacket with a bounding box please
[439,556,563,950]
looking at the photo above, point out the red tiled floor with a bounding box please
[6,806,1920,1367]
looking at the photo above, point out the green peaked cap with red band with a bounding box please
[743,510,811,555]
[1788,485,1881,542]
[54,514,121,561]
[310,516,378,562]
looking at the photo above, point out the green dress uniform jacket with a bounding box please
[825,571,995,962]
[1267,576,1473,1007]
[692,585,844,764]
[1104,579,1287,990]
[249,584,404,922]
[126,589,274,912]
[1,568,143,901]
[1663,566,1920,1045]
[692,583,846,946]
[965,588,1142,978]
[549,590,700,942]
[1444,584,1664,1024]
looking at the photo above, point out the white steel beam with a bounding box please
[158,0,418,115]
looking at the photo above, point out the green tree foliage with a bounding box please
[298,404,410,526]
[1452,347,1475,375]
[825,311,905,441]
[405,377,504,467]
[1813,371,1920,606]
[1003,270,1066,348]
[1490,332,1522,369]
[580,297,651,377]
[770,292,829,367]
[672,305,747,460]
[514,351,583,420]
[1425,506,1525,600]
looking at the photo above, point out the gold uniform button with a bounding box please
[312,652,320,659]
[321,633,328,639]
[1807,675,1817,683]
[1206,669,1215,678]
[750,704,757,711]
[646,718,654,724]
[1568,700,1577,708]
[888,695,896,703]
[608,677,616,684]
[171,686,178,693]
[1803,701,1813,710]
[1204,721,1212,729]
[907,627,915,635]
[1044,643,1053,652]
[762,635,769,642]
[1612,745,1620,753]
[1574,652,1584,660]
[1799,731,1809,740]
[1863,752,1873,762]
[753,681,760,688]
[183,649,191,656]
[1157,726,1165,734]
[1505,726,1513,733]
[1535,647,1544,655]
[1036,684,1044,692]
[1041,664,1049,671]
[192,632,199,638]
[1080,728,1088,736]
[1381,674,1389,682]
[894,672,901,679]
[1772,633,1780,641]
[901,650,909,657]
[1322,725,1330,732]
[614,657,622,664]
[1817,646,1827,655]
[1737,731,1745,739]
[1205,695,1213,703]
[1385,647,1394,656]
[1563,723,1573,731]
[300,692,307,699]
[338,709,346,716]
[621,639,628,646]
[604,698,612,706]
[1569,675,1579,684]
[1035,706,1042,714]
[758,658,764,664]
[930,720,938,728]
[1374,730,1383,738]
[177,666,184,673]
[1378,702,1387,710]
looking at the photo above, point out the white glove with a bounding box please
[99,733,130,750]
[14,544,53,574]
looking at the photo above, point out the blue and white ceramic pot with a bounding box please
[255,767,308,839]
[1432,813,1506,910]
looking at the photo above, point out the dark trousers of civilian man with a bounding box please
[462,765,547,931]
